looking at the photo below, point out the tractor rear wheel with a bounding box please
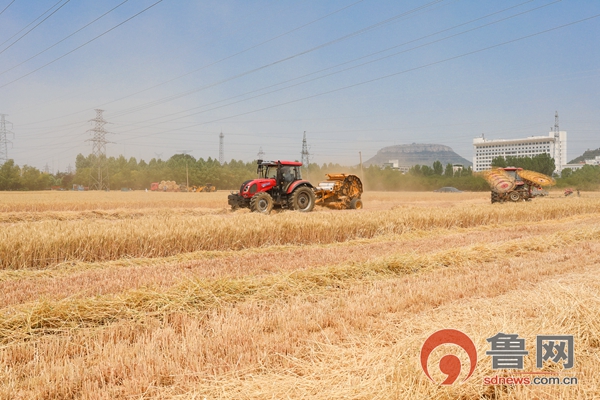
[250,192,273,214]
[291,187,315,212]
[509,191,521,202]
[349,198,363,209]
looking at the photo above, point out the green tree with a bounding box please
[0,160,21,190]
[421,165,434,176]
[444,163,454,177]
[410,165,422,175]
[491,154,555,176]
[432,160,443,175]
[491,156,507,168]
[20,165,51,190]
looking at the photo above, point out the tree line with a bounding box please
[0,152,598,191]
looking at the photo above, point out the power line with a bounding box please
[0,0,71,56]
[114,12,600,144]
[110,0,449,118]
[0,0,63,49]
[1,0,365,121]
[11,5,599,167]
[100,0,370,117]
[0,0,165,90]
[3,0,298,122]
[0,0,131,77]
[0,0,17,18]
[109,0,550,133]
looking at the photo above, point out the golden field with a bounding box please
[0,189,599,399]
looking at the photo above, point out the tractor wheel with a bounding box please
[349,198,363,209]
[509,191,521,202]
[250,192,273,214]
[290,187,315,212]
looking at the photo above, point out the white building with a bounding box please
[472,131,567,174]
[562,163,585,171]
[564,155,600,171]
[585,155,600,165]
[382,159,411,173]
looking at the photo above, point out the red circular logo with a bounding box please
[420,329,478,385]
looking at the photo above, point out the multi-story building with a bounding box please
[472,131,567,174]
[382,159,411,173]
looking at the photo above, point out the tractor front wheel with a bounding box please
[291,187,316,212]
[250,192,273,214]
[349,198,363,209]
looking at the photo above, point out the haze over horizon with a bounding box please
[0,0,598,172]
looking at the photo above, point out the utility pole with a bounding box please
[178,150,192,191]
[257,146,265,160]
[0,114,14,164]
[219,131,224,164]
[553,111,561,172]
[86,109,112,190]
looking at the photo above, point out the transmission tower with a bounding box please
[219,131,224,164]
[553,111,561,172]
[86,109,112,190]
[257,146,265,160]
[0,114,14,164]
[300,131,310,169]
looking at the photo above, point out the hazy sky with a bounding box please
[0,0,598,171]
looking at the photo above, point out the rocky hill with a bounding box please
[363,143,472,168]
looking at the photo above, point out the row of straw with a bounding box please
[2,199,600,269]
[1,226,598,344]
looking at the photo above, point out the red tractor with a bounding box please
[228,160,316,213]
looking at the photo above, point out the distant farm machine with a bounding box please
[150,182,216,192]
[227,160,363,214]
[189,184,216,193]
[479,167,555,203]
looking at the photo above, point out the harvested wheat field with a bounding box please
[1,190,599,399]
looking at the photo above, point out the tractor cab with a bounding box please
[256,160,303,192]
[502,167,524,186]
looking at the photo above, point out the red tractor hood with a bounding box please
[240,178,276,198]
